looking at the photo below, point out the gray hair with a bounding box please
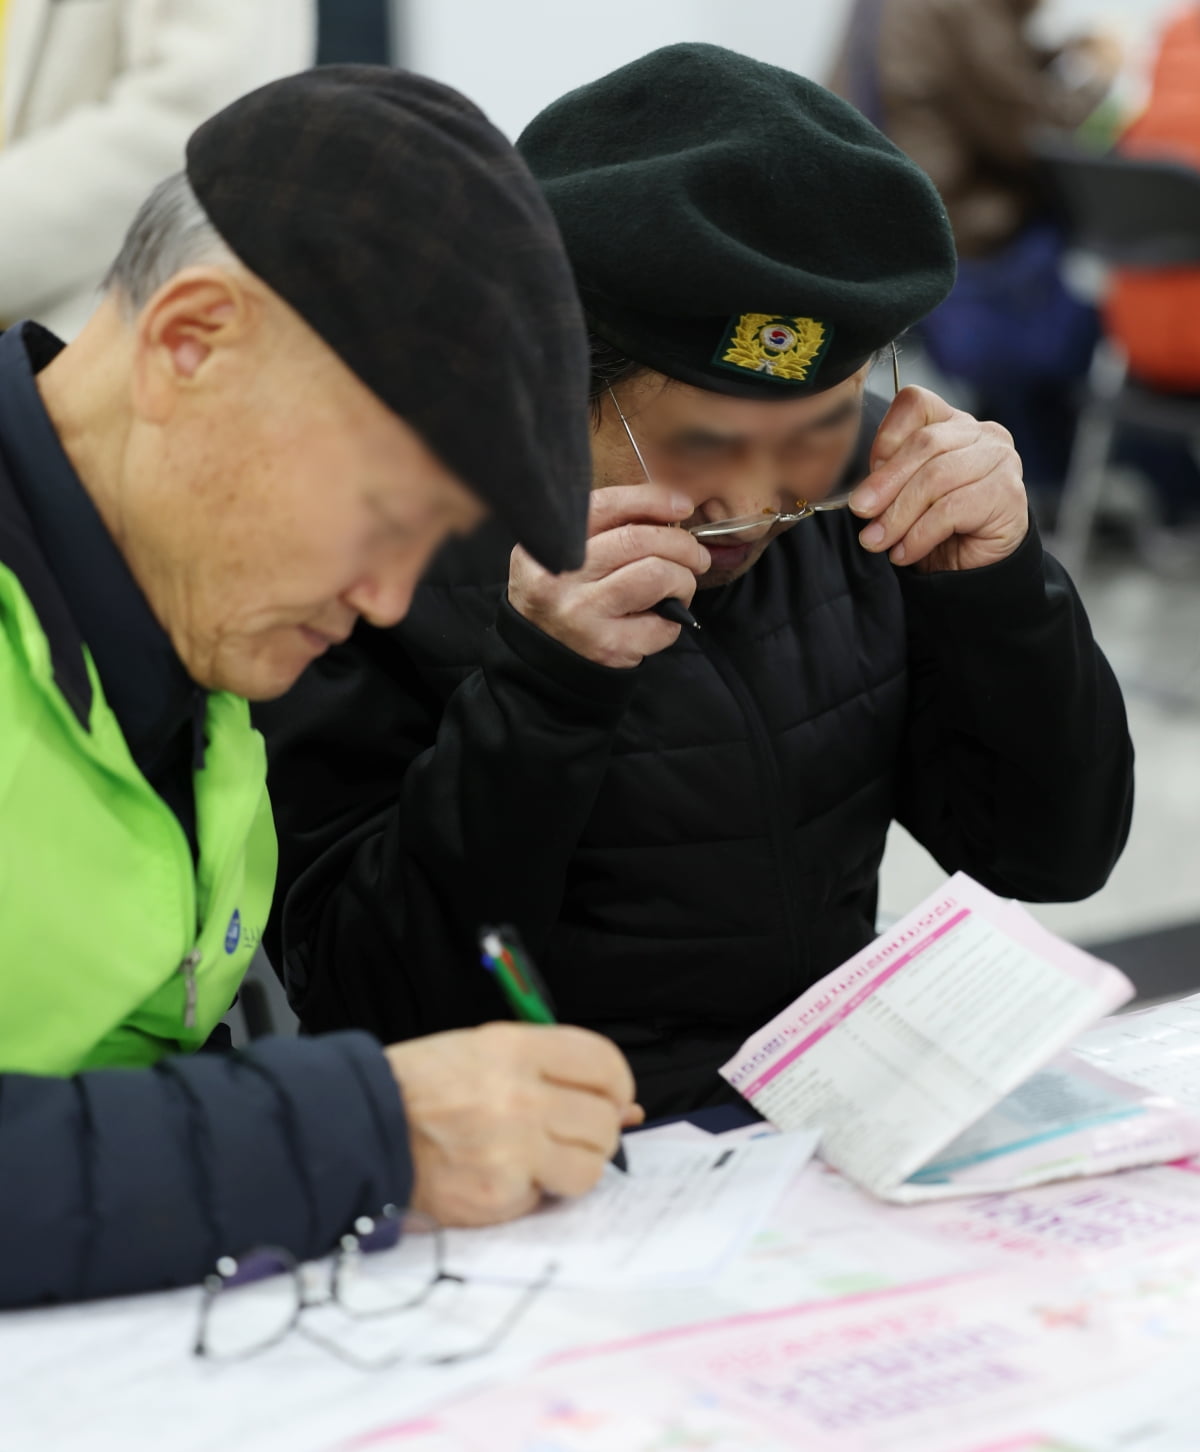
[104,172,238,314]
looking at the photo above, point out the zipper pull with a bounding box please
[178,949,201,1030]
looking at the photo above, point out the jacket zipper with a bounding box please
[178,948,202,1030]
[697,630,807,986]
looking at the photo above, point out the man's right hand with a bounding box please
[384,1022,643,1227]
[509,485,711,669]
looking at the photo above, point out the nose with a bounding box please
[342,565,420,629]
[695,450,782,531]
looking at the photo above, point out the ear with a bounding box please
[130,267,262,424]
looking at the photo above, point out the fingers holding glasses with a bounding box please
[583,520,710,583]
[510,484,711,670]
[850,386,1029,573]
[586,483,695,537]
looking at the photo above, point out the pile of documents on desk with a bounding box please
[721,872,1200,1200]
[381,977,1200,1452]
[12,876,1200,1452]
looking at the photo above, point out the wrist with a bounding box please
[496,596,642,706]
[899,516,1049,625]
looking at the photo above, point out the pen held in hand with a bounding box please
[651,597,701,632]
[480,924,629,1173]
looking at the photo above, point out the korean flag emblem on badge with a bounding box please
[714,313,832,384]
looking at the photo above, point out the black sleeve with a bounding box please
[895,522,1134,901]
[0,1032,411,1308]
[260,599,636,1041]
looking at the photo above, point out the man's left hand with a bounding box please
[849,387,1029,574]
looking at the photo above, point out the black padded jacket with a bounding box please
[259,404,1134,1117]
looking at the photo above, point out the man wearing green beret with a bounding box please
[261,45,1134,1116]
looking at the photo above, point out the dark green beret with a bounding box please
[518,43,957,399]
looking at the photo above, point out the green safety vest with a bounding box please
[0,558,277,1074]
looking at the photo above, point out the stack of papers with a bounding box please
[719,873,1200,1200]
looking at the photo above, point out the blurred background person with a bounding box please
[0,0,315,339]
[833,0,1119,513]
[1102,2,1200,564]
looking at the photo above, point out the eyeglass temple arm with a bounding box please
[607,387,655,484]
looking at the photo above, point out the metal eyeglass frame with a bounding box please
[194,1206,556,1372]
[608,340,901,542]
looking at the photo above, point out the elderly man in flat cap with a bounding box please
[262,46,1134,1118]
[0,67,642,1310]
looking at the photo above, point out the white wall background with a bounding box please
[397,0,1189,140]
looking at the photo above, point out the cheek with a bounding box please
[242,506,376,616]
[787,433,861,489]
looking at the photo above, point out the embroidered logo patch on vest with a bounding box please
[224,909,241,955]
[713,314,832,385]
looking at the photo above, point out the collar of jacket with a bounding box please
[0,396,91,725]
[0,322,202,767]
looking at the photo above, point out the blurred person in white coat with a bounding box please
[0,0,314,338]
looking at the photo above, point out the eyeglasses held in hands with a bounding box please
[609,341,901,546]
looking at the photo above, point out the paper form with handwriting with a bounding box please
[0,1131,818,1452]
[442,1129,818,1286]
[719,874,1200,1201]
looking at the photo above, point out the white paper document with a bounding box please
[1073,990,1200,1107]
[1043,1347,1200,1451]
[397,1263,1195,1452]
[719,874,1200,1201]
[443,1130,819,1286]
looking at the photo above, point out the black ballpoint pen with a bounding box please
[652,598,701,632]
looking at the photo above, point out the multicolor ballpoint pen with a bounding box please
[480,924,629,1173]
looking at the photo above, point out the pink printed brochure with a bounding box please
[720,874,1200,1201]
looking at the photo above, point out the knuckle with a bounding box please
[560,1154,607,1199]
[921,454,958,495]
[644,556,678,592]
[469,1168,527,1222]
[614,523,643,559]
[588,489,618,524]
[476,1022,526,1071]
[476,1020,516,1051]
